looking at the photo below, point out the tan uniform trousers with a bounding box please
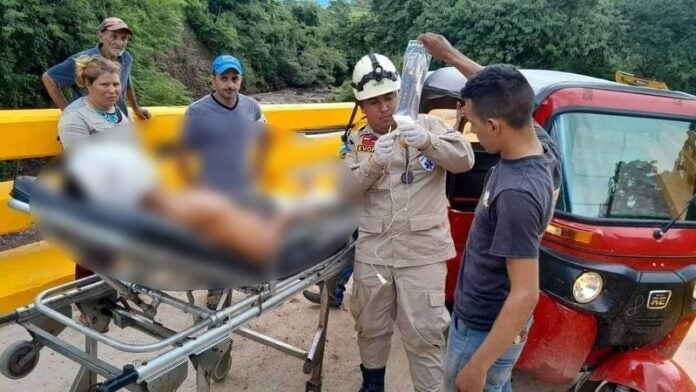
[351,260,450,392]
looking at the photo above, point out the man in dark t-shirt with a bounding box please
[420,33,561,392]
[454,122,560,332]
[179,55,266,195]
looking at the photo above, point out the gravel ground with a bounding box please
[251,88,338,104]
[1,284,695,391]
[0,227,42,252]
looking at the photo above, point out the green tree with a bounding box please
[615,0,696,93]
[186,0,349,91]
[323,0,377,71]
[0,0,192,109]
[106,0,193,105]
[369,0,426,55]
[0,0,100,108]
[288,1,347,87]
[2,0,695,110]
[415,0,620,77]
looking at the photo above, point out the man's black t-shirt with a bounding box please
[454,124,562,331]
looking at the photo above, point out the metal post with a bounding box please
[194,364,211,392]
[305,277,336,392]
[70,324,99,391]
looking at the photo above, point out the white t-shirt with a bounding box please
[58,97,131,148]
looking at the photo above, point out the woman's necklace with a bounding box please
[93,107,121,124]
[87,97,121,124]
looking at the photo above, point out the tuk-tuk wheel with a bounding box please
[212,345,232,382]
[0,340,40,379]
[573,380,634,392]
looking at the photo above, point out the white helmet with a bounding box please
[65,141,158,210]
[351,53,401,101]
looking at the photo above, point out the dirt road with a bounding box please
[1,285,695,391]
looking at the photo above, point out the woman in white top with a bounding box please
[56,55,132,286]
[58,55,130,148]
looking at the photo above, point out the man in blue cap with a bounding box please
[178,54,266,309]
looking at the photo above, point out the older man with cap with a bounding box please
[177,54,266,309]
[42,17,151,120]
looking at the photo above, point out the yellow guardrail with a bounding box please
[0,103,357,312]
[0,181,32,235]
[0,103,355,159]
[0,242,74,314]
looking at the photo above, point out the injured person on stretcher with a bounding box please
[144,185,289,264]
[25,134,359,290]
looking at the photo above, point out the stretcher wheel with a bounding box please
[212,346,232,382]
[0,340,40,379]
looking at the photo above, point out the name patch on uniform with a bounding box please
[418,155,435,172]
[357,134,378,153]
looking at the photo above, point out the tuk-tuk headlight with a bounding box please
[573,272,603,304]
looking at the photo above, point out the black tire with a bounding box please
[572,380,636,392]
[0,340,40,379]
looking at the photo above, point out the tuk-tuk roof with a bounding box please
[420,67,695,113]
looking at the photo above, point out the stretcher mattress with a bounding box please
[13,176,358,290]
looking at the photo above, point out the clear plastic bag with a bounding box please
[394,40,432,124]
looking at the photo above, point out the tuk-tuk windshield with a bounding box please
[553,112,696,222]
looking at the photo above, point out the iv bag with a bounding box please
[394,40,432,124]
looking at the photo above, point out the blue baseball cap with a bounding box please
[211,55,243,75]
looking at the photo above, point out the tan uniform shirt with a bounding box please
[345,114,474,267]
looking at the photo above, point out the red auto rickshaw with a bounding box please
[421,67,696,392]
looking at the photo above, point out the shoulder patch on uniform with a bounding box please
[418,155,435,172]
[339,143,350,159]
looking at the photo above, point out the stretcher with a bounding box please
[0,176,357,392]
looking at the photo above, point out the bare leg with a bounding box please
[144,188,288,264]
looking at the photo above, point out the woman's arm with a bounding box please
[58,112,92,148]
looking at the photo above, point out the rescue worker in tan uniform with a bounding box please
[346,53,475,392]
